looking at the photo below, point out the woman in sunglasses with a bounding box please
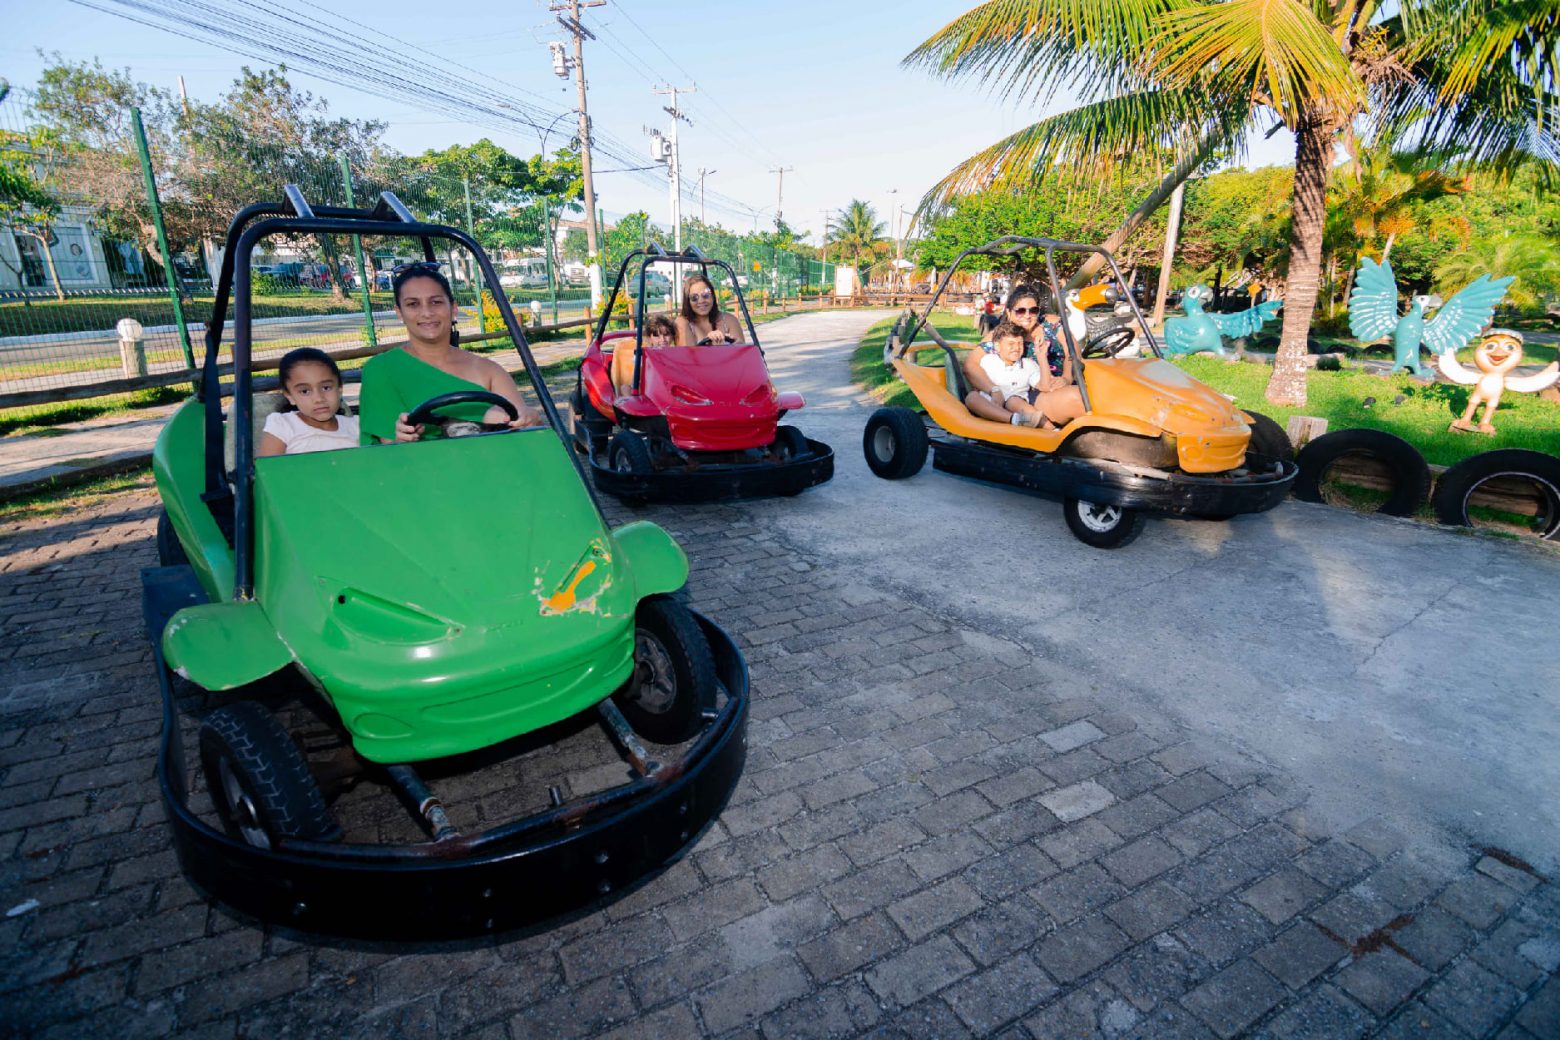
[675,274,743,346]
[359,262,542,444]
[961,283,1084,429]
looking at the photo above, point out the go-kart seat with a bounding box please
[942,346,972,404]
[223,392,354,473]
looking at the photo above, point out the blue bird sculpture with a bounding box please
[1348,259,1513,376]
[1162,284,1283,358]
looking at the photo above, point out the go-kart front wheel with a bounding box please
[1063,497,1144,549]
[614,597,717,744]
[773,425,810,461]
[863,407,928,480]
[198,702,341,849]
[609,430,655,475]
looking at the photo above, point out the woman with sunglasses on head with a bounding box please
[961,283,1085,429]
[359,262,543,444]
[675,274,743,346]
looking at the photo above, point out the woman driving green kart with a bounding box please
[360,262,543,443]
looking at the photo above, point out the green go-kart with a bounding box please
[144,187,747,940]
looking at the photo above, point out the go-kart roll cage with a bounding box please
[587,242,763,396]
[198,185,598,602]
[892,236,1164,415]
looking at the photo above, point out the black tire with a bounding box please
[1294,429,1430,517]
[772,425,810,461]
[155,510,189,567]
[863,407,928,480]
[1063,497,1145,549]
[608,429,654,475]
[1243,410,1292,464]
[198,701,341,849]
[571,386,609,449]
[1432,449,1560,540]
[613,597,717,744]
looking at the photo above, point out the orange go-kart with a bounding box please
[866,236,1297,548]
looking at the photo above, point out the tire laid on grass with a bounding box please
[613,596,717,744]
[198,701,341,849]
[1432,449,1560,540]
[155,510,189,568]
[1294,429,1430,517]
[1243,410,1292,464]
[863,407,928,480]
[1063,497,1145,549]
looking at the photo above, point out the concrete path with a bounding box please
[757,310,1560,876]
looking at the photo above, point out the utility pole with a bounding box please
[652,85,694,256]
[769,166,793,227]
[819,209,831,262]
[698,167,717,226]
[552,0,606,308]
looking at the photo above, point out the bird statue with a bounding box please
[1162,284,1283,358]
[1063,282,1139,357]
[1436,329,1559,435]
[1348,259,1513,376]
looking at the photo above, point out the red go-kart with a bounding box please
[572,244,834,502]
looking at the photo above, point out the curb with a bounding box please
[0,451,152,504]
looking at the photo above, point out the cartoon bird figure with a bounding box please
[1063,282,1139,356]
[1437,329,1559,435]
[1348,258,1513,376]
[1162,284,1283,358]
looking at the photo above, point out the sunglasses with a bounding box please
[1011,306,1040,315]
[391,260,442,275]
[688,292,714,302]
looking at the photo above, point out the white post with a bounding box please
[117,317,147,377]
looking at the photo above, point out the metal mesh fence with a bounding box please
[0,84,838,428]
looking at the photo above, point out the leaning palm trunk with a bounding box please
[1266,110,1334,407]
[1067,139,1214,291]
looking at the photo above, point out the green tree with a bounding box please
[1433,232,1560,312]
[828,200,888,279]
[906,0,1557,406]
[0,125,66,299]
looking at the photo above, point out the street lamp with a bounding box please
[500,104,579,322]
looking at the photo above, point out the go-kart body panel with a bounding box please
[162,600,293,691]
[154,400,235,601]
[158,415,693,765]
[583,341,787,452]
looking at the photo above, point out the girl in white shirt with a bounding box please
[257,348,360,456]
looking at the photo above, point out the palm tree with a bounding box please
[1434,233,1560,312]
[906,0,1557,406]
[828,200,888,278]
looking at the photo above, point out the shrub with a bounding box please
[1317,355,1343,371]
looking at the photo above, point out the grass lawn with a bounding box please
[852,314,1560,468]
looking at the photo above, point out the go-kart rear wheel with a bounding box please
[1063,497,1144,549]
[863,407,928,480]
[773,425,810,461]
[155,510,189,568]
[609,430,654,475]
[614,597,716,744]
[198,701,342,849]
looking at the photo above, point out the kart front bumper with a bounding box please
[929,436,1298,517]
[142,565,748,941]
[589,438,834,503]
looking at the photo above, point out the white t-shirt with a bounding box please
[262,410,360,454]
[979,354,1043,401]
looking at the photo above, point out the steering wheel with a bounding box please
[405,390,519,437]
[1081,325,1136,359]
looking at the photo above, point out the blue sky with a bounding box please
[5,0,1294,244]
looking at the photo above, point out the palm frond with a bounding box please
[1146,0,1366,126]
[903,0,1192,104]
[915,87,1252,213]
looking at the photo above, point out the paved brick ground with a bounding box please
[2,478,1557,1039]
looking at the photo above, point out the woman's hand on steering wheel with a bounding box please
[400,390,529,440]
